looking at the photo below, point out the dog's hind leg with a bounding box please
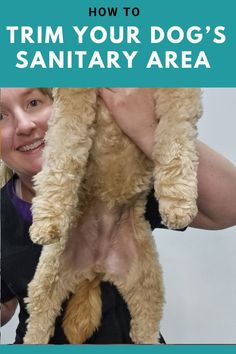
[106,204,164,344]
[24,243,74,344]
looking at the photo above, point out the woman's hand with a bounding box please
[99,88,157,159]
[1,298,18,326]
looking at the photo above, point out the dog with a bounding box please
[24,88,202,344]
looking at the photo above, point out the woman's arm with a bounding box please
[1,298,18,326]
[191,141,236,229]
[100,88,236,230]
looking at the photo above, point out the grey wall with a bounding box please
[1,88,236,344]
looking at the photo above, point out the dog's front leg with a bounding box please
[30,88,97,245]
[153,88,202,229]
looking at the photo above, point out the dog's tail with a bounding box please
[62,277,102,344]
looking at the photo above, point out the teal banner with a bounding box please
[0,345,236,353]
[0,0,235,86]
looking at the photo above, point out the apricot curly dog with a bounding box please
[24,88,202,344]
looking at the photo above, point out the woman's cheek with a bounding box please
[38,106,52,130]
[0,130,12,159]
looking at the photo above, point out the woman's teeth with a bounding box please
[18,139,44,152]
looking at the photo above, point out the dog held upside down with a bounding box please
[24,88,202,344]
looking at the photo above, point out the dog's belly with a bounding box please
[63,96,152,276]
[64,202,138,276]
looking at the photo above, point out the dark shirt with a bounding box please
[1,176,166,344]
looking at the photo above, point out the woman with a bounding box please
[1,88,236,344]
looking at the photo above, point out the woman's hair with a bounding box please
[40,88,53,99]
[0,163,14,187]
[0,88,53,187]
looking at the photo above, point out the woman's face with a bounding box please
[0,88,52,178]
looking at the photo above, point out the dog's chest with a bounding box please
[83,104,153,206]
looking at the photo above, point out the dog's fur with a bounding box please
[23,88,202,344]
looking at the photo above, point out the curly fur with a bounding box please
[23,88,202,344]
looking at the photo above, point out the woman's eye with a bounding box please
[29,99,40,107]
[27,99,43,109]
[0,112,7,121]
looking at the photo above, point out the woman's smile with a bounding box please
[17,138,45,153]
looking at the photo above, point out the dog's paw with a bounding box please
[130,328,159,344]
[24,331,51,344]
[29,221,61,245]
[159,198,198,230]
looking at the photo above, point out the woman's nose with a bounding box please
[15,111,36,135]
